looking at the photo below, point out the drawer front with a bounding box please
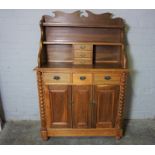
[73,44,93,51]
[74,50,92,58]
[73,73,92,85]
[94,73,121,84]
[43,73,71,84]
[74,58,92,64]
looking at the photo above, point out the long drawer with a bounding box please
[73,73,92,85]
[43,73,72,84]
[94,73,121,84]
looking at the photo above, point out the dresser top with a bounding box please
[37,10,127,70]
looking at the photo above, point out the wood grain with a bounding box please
[45,85,72,128]
[73,73,92,85]
[73,44,93,51]
[47,128,122,137]
[72,85,92,128]
[94,85,119,128]
[74,51,92,58]
[93,73,121,85]
[35,10,128,140]
[43,72,72,84]
[73,58,92,65]
[45,27,121,43]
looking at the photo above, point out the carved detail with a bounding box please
[37,71,46,131]
[116,72,128,129]
[43,10,124,27]
[84,10,123,24]
[52,10,81,19]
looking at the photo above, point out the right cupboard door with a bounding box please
[93,85,120,128]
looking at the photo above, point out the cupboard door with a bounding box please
[93,85,119,128]
[45,85,72,128]
[72,85,92,128]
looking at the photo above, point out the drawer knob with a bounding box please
[104,76,111,80]
[53,76,60,80]
[80,76,86,80]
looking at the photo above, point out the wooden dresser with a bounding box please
[35,10,128,140]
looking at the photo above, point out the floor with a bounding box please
[0,120,155,145]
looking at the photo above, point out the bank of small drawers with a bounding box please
[43,72,121,85]
[73,44,93,65]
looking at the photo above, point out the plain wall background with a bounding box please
[0,9,155,120]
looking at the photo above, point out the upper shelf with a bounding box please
[43,41,123,46]
[41,62,124,69]
[42,23,124,28]
[38,11,127,68]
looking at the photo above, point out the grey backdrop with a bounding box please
[0,9,155,120]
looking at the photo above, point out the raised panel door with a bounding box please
[45,85,72,128]
[72,85,92,128]
[93,85,119,128]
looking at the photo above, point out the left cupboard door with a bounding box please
[45,85,72,128]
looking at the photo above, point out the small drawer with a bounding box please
[94,73,121,84]
[74,58,92,64]
[74,50,92,58]
[73,44,93,51]
[73,73,92,85]
[43,73,71,84]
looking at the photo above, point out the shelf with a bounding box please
[43,41,123,46]
[42,22,124,29]
[41,62,123,69]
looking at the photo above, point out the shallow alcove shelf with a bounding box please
[42,22,124,28]
[43,41,123,46]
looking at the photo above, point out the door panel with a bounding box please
[45,85,72,128]
[72,85,92,128]
[94,85,119,128]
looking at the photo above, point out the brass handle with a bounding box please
[80,76,86,80]
[53,76,60,80]
[80,45,85,49]
[104,76,111,80]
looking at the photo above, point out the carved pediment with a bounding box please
[43,10,124,28]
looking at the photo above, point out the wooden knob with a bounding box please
[104,76,111,80]
[53,76,60,80]
[80,76,86,80]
